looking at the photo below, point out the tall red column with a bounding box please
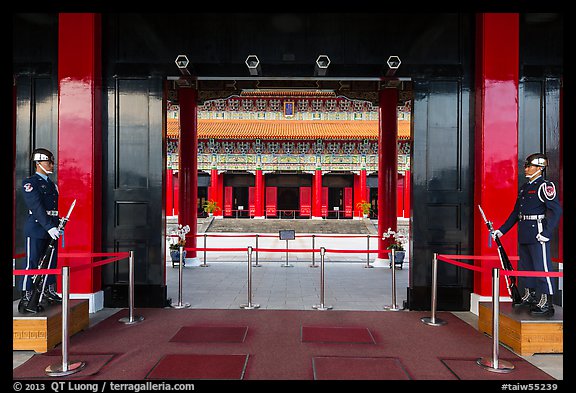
[178,88,198,258]
[209,167,219,215]
[313,168,323,219]
[166,169,174,216]
[255,168,264,218]
[57,13,102,295]
[403,170,411,218]
[473,13,519,296]
[377,88,398,259]
[360,168,367,203]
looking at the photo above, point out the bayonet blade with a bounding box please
[64,199,76,220]
[478,205,488,223]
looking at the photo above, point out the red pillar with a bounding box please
[209,167,224,217]
[378,88,398,258]
[403,170,411,218]
[353,174,360,217]
[166,169,174,216]
[255,169,264,218]
[360,168,367,202]
[216,173,224,217]
[313,169,323,218]
[178,88,198,258]
[209,167,217,200]
[57,13,102,295]
[473,13,519,296]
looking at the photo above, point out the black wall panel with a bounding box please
[102,77,166,307]
[410,78,474,310]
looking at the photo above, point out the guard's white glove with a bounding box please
[536,233,550,242]
[48,227,60,240]
[491,230,503,240]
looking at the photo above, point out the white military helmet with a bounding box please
[31,148,54,164]
[524,152,548,168]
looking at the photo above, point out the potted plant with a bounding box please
[202,199,221,216]
[383,227,407,269]
[355,200,372,218]
[169,224,190,267]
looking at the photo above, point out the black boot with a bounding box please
[530,294,555,317]
[513,287,537,307]
[17,290,44,314]
[17,291,30,313]
[43,283,62,304]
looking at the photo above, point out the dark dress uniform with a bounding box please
[498,175,562,312]
[21,173,60,292]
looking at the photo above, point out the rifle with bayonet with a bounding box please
[25,199,76,313]
[478,205,522,304]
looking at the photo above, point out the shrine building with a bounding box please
[166,90,412,220]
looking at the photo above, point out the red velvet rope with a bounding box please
[324,248,389,254]
[12,252,130,276]
[437,254,563,278]
[183,233,377,239]
[185,247,388,254]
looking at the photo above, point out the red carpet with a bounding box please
[169,325,248,343]
[146,354,249,380]
[302,326,375,344]
[12,354,116,379]
[13,308,557,380]
[441,358,553,380]
[313,356,410,380]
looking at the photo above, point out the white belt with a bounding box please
[29,210,59,216]
[518,214,544,221]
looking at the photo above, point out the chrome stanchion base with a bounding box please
[364,264,374,268]
[383,304,402,311]
[281,263,294,267]
[118,315,145,325]
[312,304,333,310]
[309,264,319,268]
[171,302,191,309]
[199,263,210,267]
[420,316,447,326]
[252,264,262,267]
[240,303,260,309]
[476,357,515,373]
[45,360,86,377]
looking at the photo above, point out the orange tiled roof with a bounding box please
[240,90,336,97]
[167,118,411,140]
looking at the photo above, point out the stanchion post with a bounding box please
[312,247,332,310]
[364,234,373,268]
[119,250,145,324]
[200,233,209,267]
[45,266,86,376]
[384,249,402,311]
[241,246,260,309]
[310,234,318,268]
[282,238,293,267]
[421,252,446,326]
[253,234,261,267]
[477,268,515,373]
[171,246,191,309]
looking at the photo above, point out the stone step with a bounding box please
[205,218,377,234]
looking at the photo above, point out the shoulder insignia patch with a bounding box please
[545,183,556,199]
[539,181,556,201]
[23,183,33,192]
